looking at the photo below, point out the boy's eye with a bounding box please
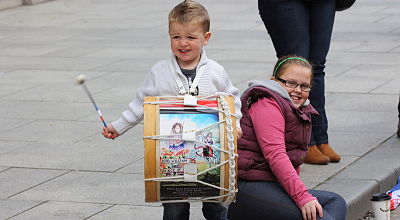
[172,36,180,39]
[188,36,196,39]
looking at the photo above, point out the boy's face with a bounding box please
[169,22,211,69]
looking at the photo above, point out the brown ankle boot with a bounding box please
[303,145,330,165]
[318,144,341,163]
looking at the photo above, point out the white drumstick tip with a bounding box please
[76,74,86,85]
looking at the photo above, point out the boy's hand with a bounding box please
[102,124,120,139]
[236,127,243,140]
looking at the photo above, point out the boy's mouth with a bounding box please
[179,49,190,54]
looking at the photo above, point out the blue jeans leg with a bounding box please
[202,202,228,220]
[228,180,347,220]
[228,180,303,220]
[308,0,336,146]
[163,202,227,220]
[163,203,190,220]
[258,0,336,145]
[309,189,347,220]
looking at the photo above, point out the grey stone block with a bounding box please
[0,120,101,144]
[0,82,39,98]
[333,137,400,192]
[326,74,389,93]
[316,179,378,220]
[0,69,109,84]
[12,171,147,205]
[0,140,31,156]
[115,158,143,174]
[328,131,392,157]
[0,168,67,198]
[326,93,399,112]
[0,119,34,133]
[89,204,163,220]
[300,156,357,189]
[0,140,141,172]
[328,110,397,133]
[0,199,43,219]
[0,56,121,71]
[11,201,111,220]
[0,100,98,121]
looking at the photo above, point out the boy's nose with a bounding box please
[179,39,188,46]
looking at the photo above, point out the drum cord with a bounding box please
[143,94,238,204]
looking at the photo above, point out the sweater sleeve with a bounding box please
[249,97,316,209]
[112,69,157,135]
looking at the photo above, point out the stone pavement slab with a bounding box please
[0,168,68,198]
[10,201,111,220]
[11,171,147,206]
[0,199,44,220]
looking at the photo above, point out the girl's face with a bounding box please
[173,124,182,133]
[275,64,312,109]
[169,22,211,69]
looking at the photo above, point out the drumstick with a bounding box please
[76,74,108,128]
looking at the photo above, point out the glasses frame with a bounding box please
[276,78,312,92]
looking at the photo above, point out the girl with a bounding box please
[228,55,346,220]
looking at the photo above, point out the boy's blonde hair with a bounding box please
[168,0,210,33]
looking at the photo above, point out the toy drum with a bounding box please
[143,94,237,204]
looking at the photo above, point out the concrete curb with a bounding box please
[315,135,400,219]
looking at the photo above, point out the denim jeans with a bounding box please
[228,180,347,220]
[258,0,336,146]
[163,202,228,220]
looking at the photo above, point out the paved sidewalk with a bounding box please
[0,0,399,219]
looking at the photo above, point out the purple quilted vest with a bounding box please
[238,86,318,182]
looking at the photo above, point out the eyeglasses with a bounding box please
[276,78,312,92]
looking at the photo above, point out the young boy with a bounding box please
[102,1,242,219]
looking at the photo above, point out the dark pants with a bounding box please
[258,0,336,145]
[163,202,227,220]
[398,95,400,119]
[228,180,347,220]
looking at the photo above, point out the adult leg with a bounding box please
[163,202,190,220]
[309,189,347,220]
[308,0,335,146]
[397,95,400,138]
[228,180,303,220]
[307,0,341,163]
[259,0,330,165]
[202,202,228,220]
[258,0,310,59]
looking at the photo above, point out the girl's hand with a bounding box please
[102,124,120,139]
[301,200,323,220]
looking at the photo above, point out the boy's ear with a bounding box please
[203,32,212,45]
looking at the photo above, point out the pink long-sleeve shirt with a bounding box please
[249,97,316,208]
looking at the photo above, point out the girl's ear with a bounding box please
[271,76,277,81]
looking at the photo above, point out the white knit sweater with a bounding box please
[112,50,242,135]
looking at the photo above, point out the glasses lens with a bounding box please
[300,85,311,92]
[285,81,298,88]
